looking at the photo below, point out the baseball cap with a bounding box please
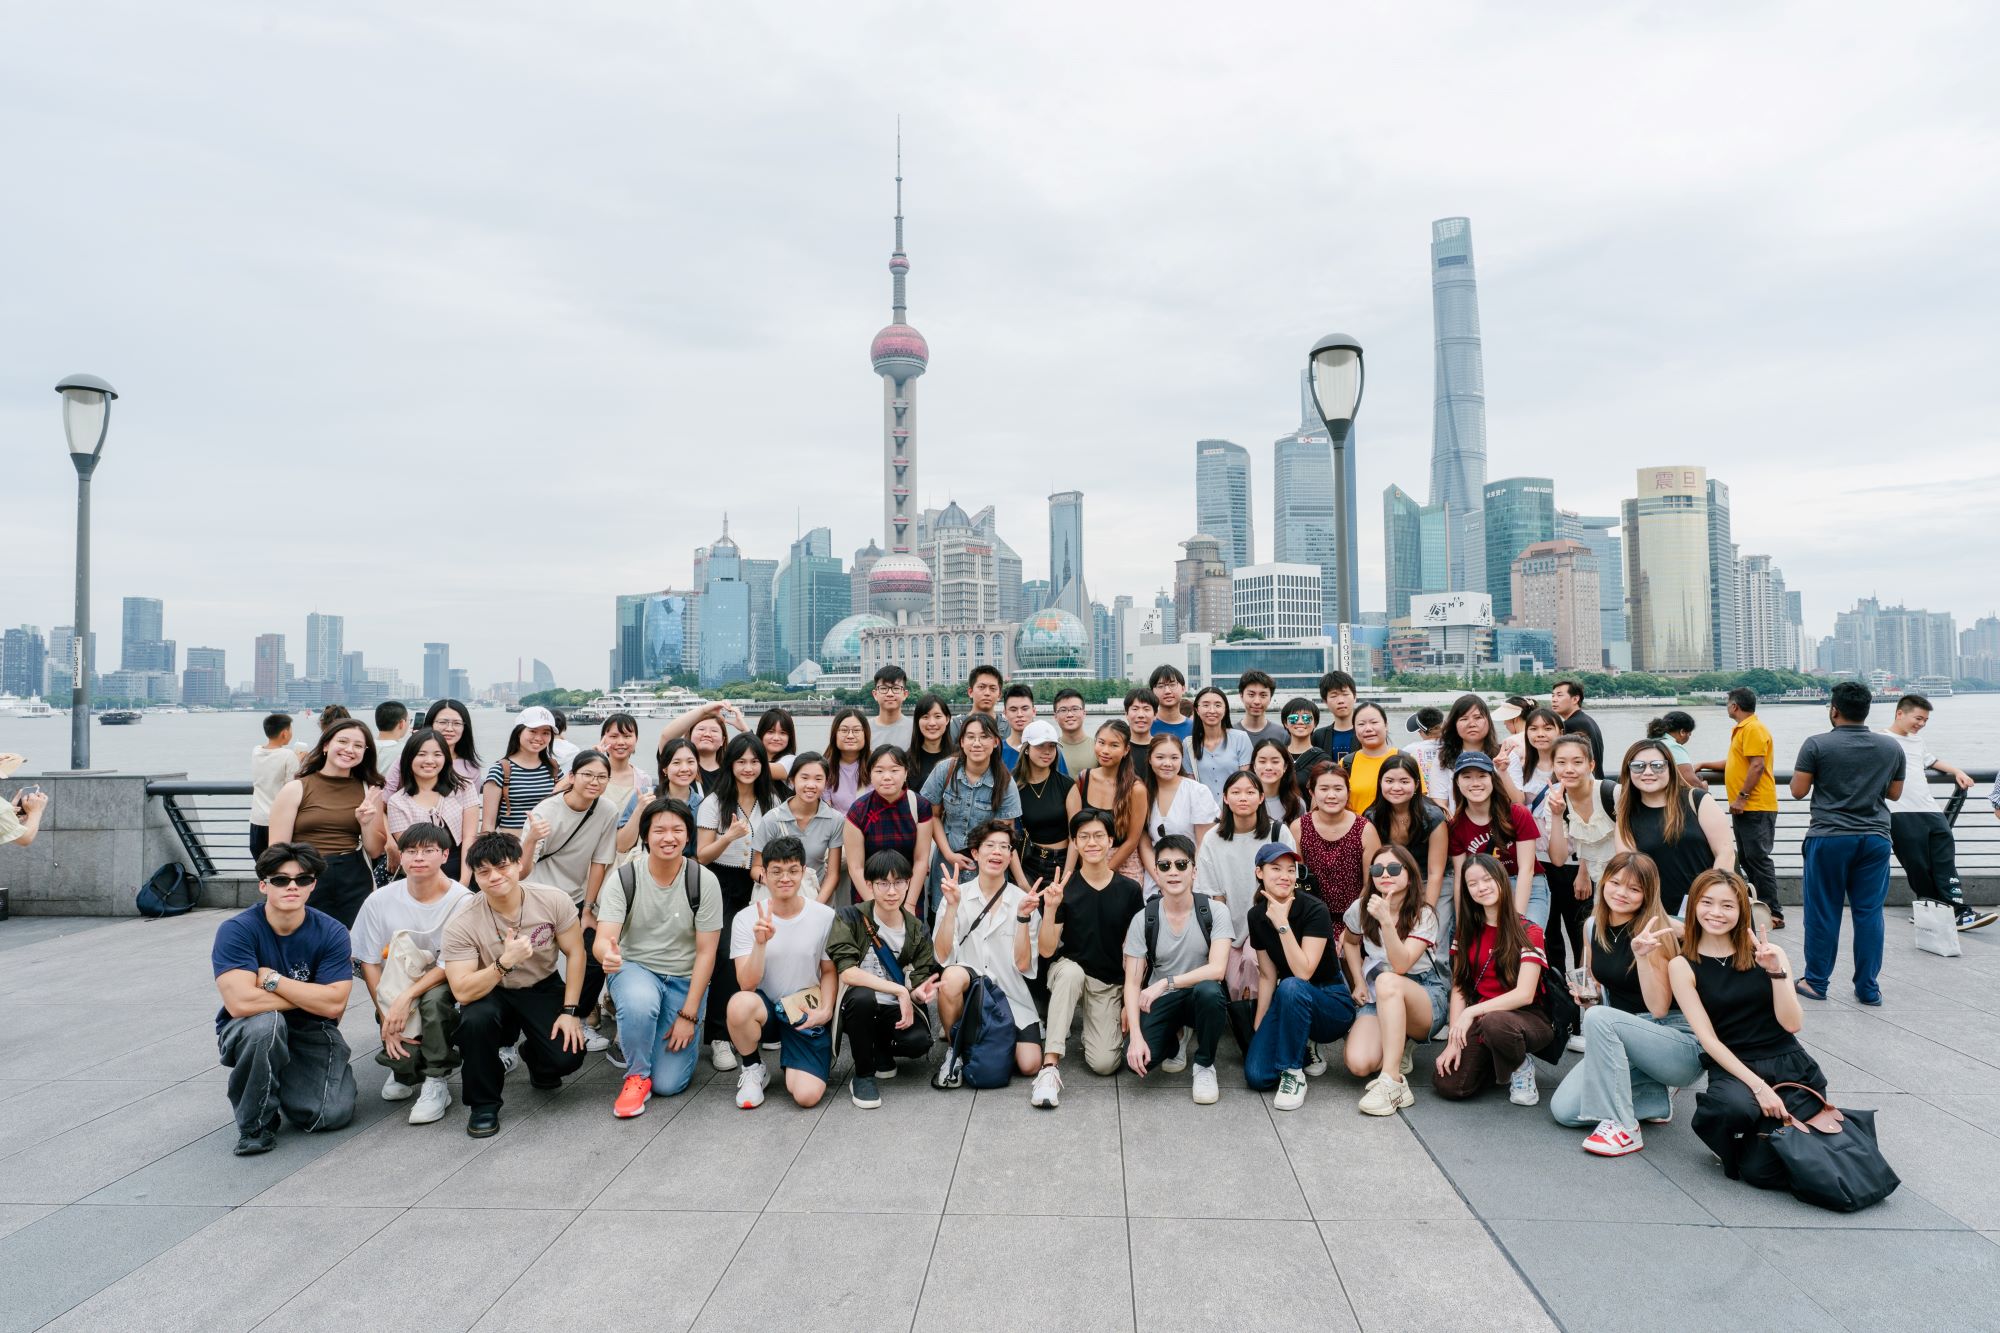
[1452,750,1498,775]
[516,705,557,730]
[1254,842,1302,868]
[1022,720,1060,746]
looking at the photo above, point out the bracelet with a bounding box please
[1016,914,1035,923]
[675,1010,698,1024]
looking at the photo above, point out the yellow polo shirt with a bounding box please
[1725,715,1777,812]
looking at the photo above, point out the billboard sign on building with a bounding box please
[1412,592,1494,627]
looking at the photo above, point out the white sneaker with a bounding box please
[711,1040,739,1072]
[1644,1089,1677,1125]
[1030,1065,1063,1109]
[582,1024,611,1054]
[1273,1069,1309,1111]
[1508,1057,1540,1106]
[1191,1064,1219,1105]
[1358,1074,1415,1117]
[875,1061,898,1080]
[381,1074,417,1102]
[1304,1042,1328,1077]
[930,1051,963,1090]
[1162,1034,1189,1074]
[1401,1039,1416,1078]
[498,1044,521,1075]
[409,1077,451,1125]
[736,1062,769,1109]
[1566,1034,1586,1054]
[760,1039,781,1052]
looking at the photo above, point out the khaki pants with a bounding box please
[1044,957,1123,1074]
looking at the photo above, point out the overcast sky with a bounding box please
[5,1,1995,690]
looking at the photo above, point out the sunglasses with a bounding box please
[1156,858,1192,872]
[1628,760,1670,775]
[1285,713,1315,723]
[1370,863,1405,878]
[264,874,319,888]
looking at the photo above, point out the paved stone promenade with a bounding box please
[1,910,1996,1331]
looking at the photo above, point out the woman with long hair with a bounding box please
[906,693,954,795]
[1669,869,1826,1186]
[695,733,780,1069]
[750,750,844,904]
[1614,738,1734,917]
[1344,702,1399,817]
[1196,770,1296,983]
[1445,752,1543,930]
[384,698,481,793]
[923,713,1022,883]
[595,712,656,862]
[1182,685,1252,799]
[655,699,747,793]
[481,708,561,833]
[1510,706,1581,971]
[1140,731,1217,887]
[266,717,386,928]
[1342,843,1448,1114]
[1546,734,1617,899]
[383,727,481,883]
[1012,723,1075,890]
[1360,753,1449,911]
[756,706,799,783]
[1409,694,1523,814]
[1433,853,1553,1106]
[1294,761,1366,944]
[520,748,618,1054]
[1063,719,1149,881]
[655,737,704,810]
[1250,737,1305,828]
[824,707,873,816]
[1550,852,1699,1157]
[1646,710,1705,790]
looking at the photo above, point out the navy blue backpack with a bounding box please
[948,889,1021,1089]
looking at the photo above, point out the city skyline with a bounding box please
[4,8,1996,687]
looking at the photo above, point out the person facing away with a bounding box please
[1705,686,1784,928]
[1880,693,1994,931]
[249,712,301,860]
[212,842,357,1157]
[373,700,411,777]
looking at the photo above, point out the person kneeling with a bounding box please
[1033,808,1144,1107]
[443,831,591,1138]
[212,842,358,1156]
[933,821,1045,1090]
[1123,835,1231,1104]
[1342,844,1449,1116]
[597,797,722,1118]
[1245,843,1356,1111]
[726,835,836,1109]
[351,823,472,1126]
[829,851,942,1108]
[1434,854,1554,1106]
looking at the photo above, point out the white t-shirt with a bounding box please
[1341,900,1442,982]
[729,898,835,998]
[1194,825,1295,944]
[1881,730,1940,815]
[250,745,301,823]
[1149,779,1220,845]
[945,880,1041,1027]
[859,918,908,1005]
[349,878,474,967]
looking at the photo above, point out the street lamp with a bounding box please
[56,373,118,770]
[1308,333,1364,633]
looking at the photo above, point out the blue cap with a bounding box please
[1452,750,1497,775]
[1254,842,1301,868]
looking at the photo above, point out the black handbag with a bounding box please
[1530,966,1581,1064]
[1760,1082,1900,1212]
[136,862,203,918]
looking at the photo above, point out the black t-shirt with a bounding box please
[1310,724,1357,763]
[1562,710,1606,779]
[1691,954,1800,1060]
[1248,892,1345,987]
[1054,872,1145,984]
[1289,746,1332,787]
[1590,921,1656,1016]
[1017,770,1076,846]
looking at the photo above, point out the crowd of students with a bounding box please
[207,669,1987,1188]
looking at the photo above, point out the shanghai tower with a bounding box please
[1429,217,1488,594]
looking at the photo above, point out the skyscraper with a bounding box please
[1195,439,1253,572]
[775,528,848,675]
[865,131,936,623]
[182,646,228,707]
[744,558,777,676]
[923,502,1001,625]
[1622,466,1714,674]
[1274,374,1340,631]
[1559,511,1629,669]
[1,627,46,699]
[850,540,882,617]
[1430,218,1488,593]
[1481,477,1556,623]
[257,634,290,703]
[1174,534,1232,638]
[304,612,345,682]
[422,642,450,699]
[121,597,162,668]
[1510,540,1601,670]
[1382,485,1424,621]
[613,592,693,687]
[1706,479,1740,672]
[1737,554,1785,671]
[47,626,91,697]
[1048,490,1088,618]
[1231,564,1323,640]
[698,520,752,686]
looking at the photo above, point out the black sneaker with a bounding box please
[1957,908,1998,931]
[232,1128,276,1156]
[467,1107,501,1138]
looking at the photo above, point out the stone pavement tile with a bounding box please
[40,1204,399,1333]
[1269,1087,1473,1221]
[87,1021,226,1083]
[1799,1038,1900,1094]
[691,1211,938,1332]
[270,1206,576,1332]
[1802,1009,2000,1093]
[420,1079,682,1210]
[1400,1091,1712,1224]
[1490,1221,1826,1332]
[0,1077,228,1204]
[1130,1217,1358,1331]
[595,1080,827,1212]
[916,1214,1133,1332]
[1739,1226,2000,1333]
[0,1203,56,1243]
[0,1079,176,1156]
[472,1210,756,1332]
[1119,1084,1309,1220]
[766,1074,972,1214]
[0,1203,226,1333]
[1919,1092,2000,1134]
[1327,1220,1555,1332]
[944,1079,1125,1217]
[1841,1091,2000,1230]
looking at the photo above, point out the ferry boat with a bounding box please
[99,709,143,725]
[0,694,56,719]
[591,686,716,720]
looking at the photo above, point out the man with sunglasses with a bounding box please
[1123,834,1232,1104]
[212,842,358,1157]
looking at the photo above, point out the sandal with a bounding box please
[1794,980,1827,1001]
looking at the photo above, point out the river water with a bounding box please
[8,695,2000,781]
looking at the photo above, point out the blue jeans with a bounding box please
[1245,976,1356,1089]
[606,966,704,1094]
[1801,833,1892,1000]
[1526,873,1551,929]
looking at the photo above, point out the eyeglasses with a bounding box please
[1156,858,1192,872]
[1370,864,1405,878]
[264,874,319,888]
[1628,760,1669,775]
[870,878,912,891]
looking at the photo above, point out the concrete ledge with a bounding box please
[0,772,192,917]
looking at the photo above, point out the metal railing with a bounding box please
[147,780,256,878]
[1697,767,1998,878]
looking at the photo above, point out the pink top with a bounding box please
[383,756,482,796]
[384,782,482,845]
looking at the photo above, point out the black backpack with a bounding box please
[136,862,203,918]
[616,858,703,914]
[1140,893,1215,984]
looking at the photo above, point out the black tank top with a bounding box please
[1691,954,1800,1060]
[1627,790,1715,915]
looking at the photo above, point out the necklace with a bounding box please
[1022,771,1055,800]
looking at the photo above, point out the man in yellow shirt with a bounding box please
[1712,687,1782,927]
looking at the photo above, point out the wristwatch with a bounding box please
[561,1004,580,1017]
[1274,923,1292,935]
[262,974,281,993]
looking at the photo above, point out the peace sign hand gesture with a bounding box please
[1753,926,1788,978]
[938,877,961,910]
[751,900,776,946]
[1631,915,1673,959]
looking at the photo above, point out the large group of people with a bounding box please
[197,671,1990,1192]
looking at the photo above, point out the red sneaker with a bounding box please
[1582,1120,1643,1157]
[613,1074,653,1119]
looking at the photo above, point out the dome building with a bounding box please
[1011,608,1092,681]
[819,612,892,675]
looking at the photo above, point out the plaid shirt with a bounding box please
[845,788,932,863]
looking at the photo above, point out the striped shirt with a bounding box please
[482,758,559,830]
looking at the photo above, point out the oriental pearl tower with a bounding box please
[865,132,935,624]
